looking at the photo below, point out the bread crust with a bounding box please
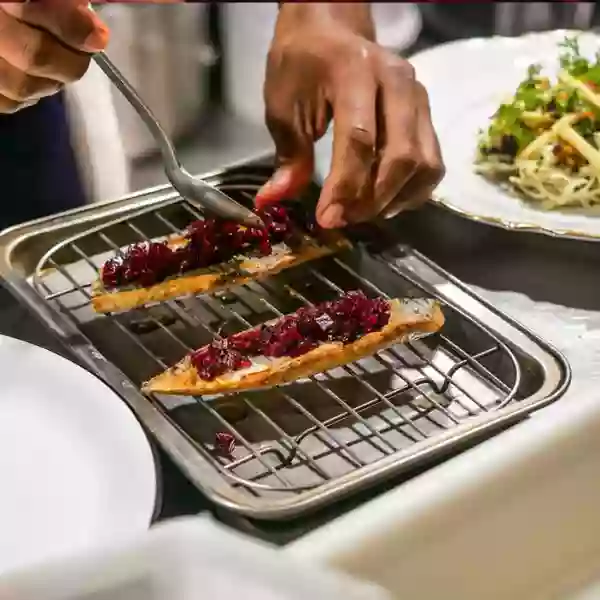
[91,230,350,314]
[142,298,445,397]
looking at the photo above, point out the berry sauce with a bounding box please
[100,203,314,290]
[213,432,236,456]
[190,291,390,381]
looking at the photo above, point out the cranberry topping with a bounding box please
[191,291,390,381]
[100,203,307,290]
[190,338,252,381]
[101,258,121,289]
[102,241,175,289]
[213,432,236,456]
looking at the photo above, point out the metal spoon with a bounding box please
[93,52,263,228]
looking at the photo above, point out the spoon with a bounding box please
[93,52,263,228]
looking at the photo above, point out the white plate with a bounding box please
[0,335,157,575]
[314,30,600,241]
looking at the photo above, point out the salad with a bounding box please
[475,36,600,209]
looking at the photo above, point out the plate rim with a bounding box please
[411,29,600,243]
[0,333,160,565]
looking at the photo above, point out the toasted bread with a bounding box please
[142,298,444,396]
[91,230,350,314]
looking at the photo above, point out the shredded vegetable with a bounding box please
[475,35,600,210]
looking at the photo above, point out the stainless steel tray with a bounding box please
[0,158,570,520]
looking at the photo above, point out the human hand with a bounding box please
[256,3,444,229]
[0,0,108,113]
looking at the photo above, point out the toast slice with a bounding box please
[142,297,444,397]
[91,229,350,314]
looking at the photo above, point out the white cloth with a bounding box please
[0,516,391,600]
[64,61,130,205]
[473,285,600,400]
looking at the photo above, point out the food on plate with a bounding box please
[142,290,444,396]
[475,36,600,209]
[92,203,350,313]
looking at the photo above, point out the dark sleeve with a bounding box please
[0,92,86,230]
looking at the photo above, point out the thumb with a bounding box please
[255,155,314,209]
[1,1,109,52]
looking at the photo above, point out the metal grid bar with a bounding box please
[124,213,376,475]
[88,212,371,486]
[67,242,303,490]
[30,171,525,501]
[137,203,430,469]
[330,257,517,413]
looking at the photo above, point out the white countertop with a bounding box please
[286,276,600,599]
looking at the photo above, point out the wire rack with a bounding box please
[26,166,561,519]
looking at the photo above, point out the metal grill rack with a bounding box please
[1,162,569,520]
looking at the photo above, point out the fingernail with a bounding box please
[319,203,347,229]
[270,168,293,189]
[82,10,109,52]
[256,179,274,200]
[256,169,292,203]
[84,26,109,52]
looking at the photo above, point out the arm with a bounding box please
[276,3,376,43]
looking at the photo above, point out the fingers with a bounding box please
[0,94,32,114]
[256,54,318,208]
[382,82,445,219]
[0,3,98,112]
[317,54,441,229]
[0,1,108,53]
[368,58,420,218]
[255,162,314,209]
[0,57,61,103]
[0,10,91,83]
[258,36,444,228]
[256,102,315,208]
[317,69,377,228]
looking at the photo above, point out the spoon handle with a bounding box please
[92,52,179,174]
[92,52,263,227]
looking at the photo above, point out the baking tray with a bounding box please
[0,157,570,520]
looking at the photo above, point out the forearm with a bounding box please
[276,3,375,42]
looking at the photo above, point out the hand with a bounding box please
[256,3,444,229]
[0,0,108,113]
